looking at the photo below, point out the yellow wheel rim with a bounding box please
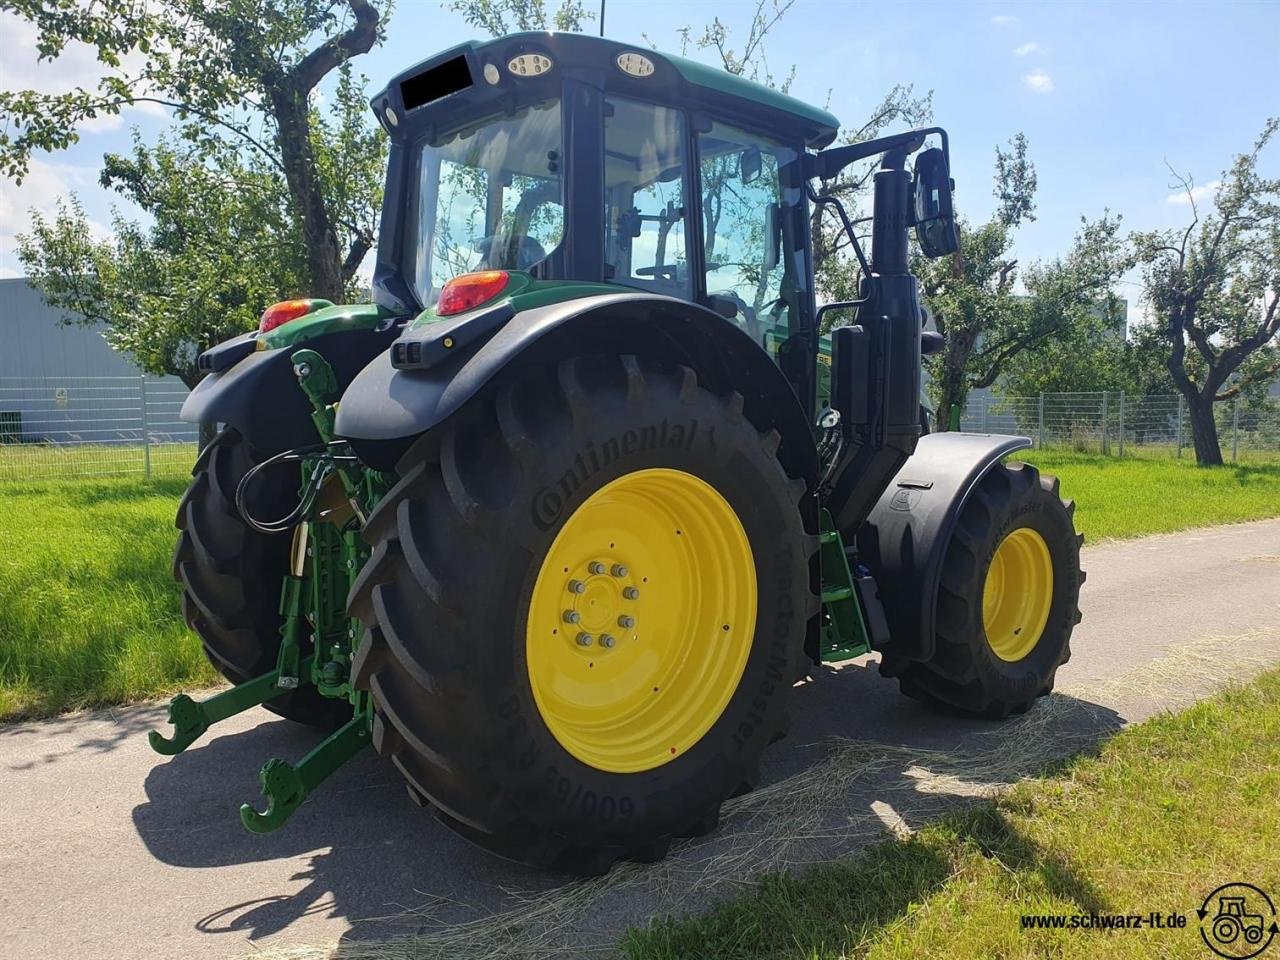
[526,468,757,773]
[982,527,1054,662]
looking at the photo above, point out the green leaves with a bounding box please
[6,0,391,380]
[17,133,313,385]
[446,0,594,37]
[1132,118,1280,419]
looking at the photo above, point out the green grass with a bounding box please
[1018,449,1280,541]
[0,475,218,720]
[0,441,196,483]
[622,669,1280,960]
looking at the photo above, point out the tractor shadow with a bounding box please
[131,655,1125,951]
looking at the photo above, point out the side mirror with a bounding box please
[912,147,959,258]
[740,145,762,184]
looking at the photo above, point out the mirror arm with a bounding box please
[804,126,949,182]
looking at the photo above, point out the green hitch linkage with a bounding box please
[239,708,370,833]
[147,655,315,756]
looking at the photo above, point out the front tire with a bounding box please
[348,355,816,872]
[884,461,1083,718]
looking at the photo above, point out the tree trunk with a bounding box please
[1185,394,1224,466]
[271,86,345,303]
[935,328,975,431]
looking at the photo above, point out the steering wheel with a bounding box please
[473,234,547,271]
[633,264,681,284]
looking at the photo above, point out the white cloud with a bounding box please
[1166,180,1222,205]
[991,14,1019,25]
[1023,69,1055,93]
[0,11,167,135]
[1013,41,1042,57]
[0,158,111,277]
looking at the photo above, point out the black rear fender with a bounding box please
[334,293,819,490]
[181,326,401,456]
[855,432,1032,663]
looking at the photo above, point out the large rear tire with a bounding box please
[173,428,351,728]
[348,355,816,872]
[883,461,1083,718]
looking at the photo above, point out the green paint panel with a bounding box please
[666,52,839,143]
[258,302,395,350]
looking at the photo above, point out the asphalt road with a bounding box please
[2,518,1279,960]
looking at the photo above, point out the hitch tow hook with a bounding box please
[239,711,370,833]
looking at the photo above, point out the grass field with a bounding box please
[0,475,218,720]
[0,441,196,483]
[2,450,1278,721]
[622,668,1280,960]
[1019,450,1280,541]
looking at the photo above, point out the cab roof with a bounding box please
[376,32,841,149]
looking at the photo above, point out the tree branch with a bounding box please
[291,0,381,94]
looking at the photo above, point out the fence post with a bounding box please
[1232,398,1240,463]
[1038,392,1045,448]
[981,396,989,433]
[1101,392,1110,456]
[1118,391,1125,458]
[1176,396,1184,458]
[139,375,152,480]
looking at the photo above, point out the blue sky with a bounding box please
[2,0,1277,328]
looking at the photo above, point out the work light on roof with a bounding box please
[616,52,655,78]
[507,53,553,77]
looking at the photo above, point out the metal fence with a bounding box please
[960,391,1280,460]
[0,375,196,481]
[3,376,1278,482]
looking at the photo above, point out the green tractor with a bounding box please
[155,32,1083,873]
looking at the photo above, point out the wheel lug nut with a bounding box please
[588,561,606,575]
[611,564,628,578]
[599,634,616,648]
[563,610,580,624]
[623,587,640,600]
[576,632,594,647]
[617,615,635,629]
[568,580,586,594]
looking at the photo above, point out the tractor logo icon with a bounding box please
[1200,883,1278,959]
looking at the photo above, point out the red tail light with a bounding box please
[437,271,510,317]
[259,299,315,333]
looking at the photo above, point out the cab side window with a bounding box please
[603,97,690,297]
[698,122,799,353]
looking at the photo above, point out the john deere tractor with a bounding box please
[155,32,1083,873]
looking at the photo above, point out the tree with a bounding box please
[914,137,1127,425]
[914,134,1036,422]
[446,0,593,34]
[1131,119,1280,465]
[15,63,384,386]
[19,155,299,390]
[0,0,389,303]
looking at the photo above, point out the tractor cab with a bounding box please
[369,32,840,404]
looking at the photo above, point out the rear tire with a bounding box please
[173,428,350,728]
[883,461,1083,718]
[348,355,816,872]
